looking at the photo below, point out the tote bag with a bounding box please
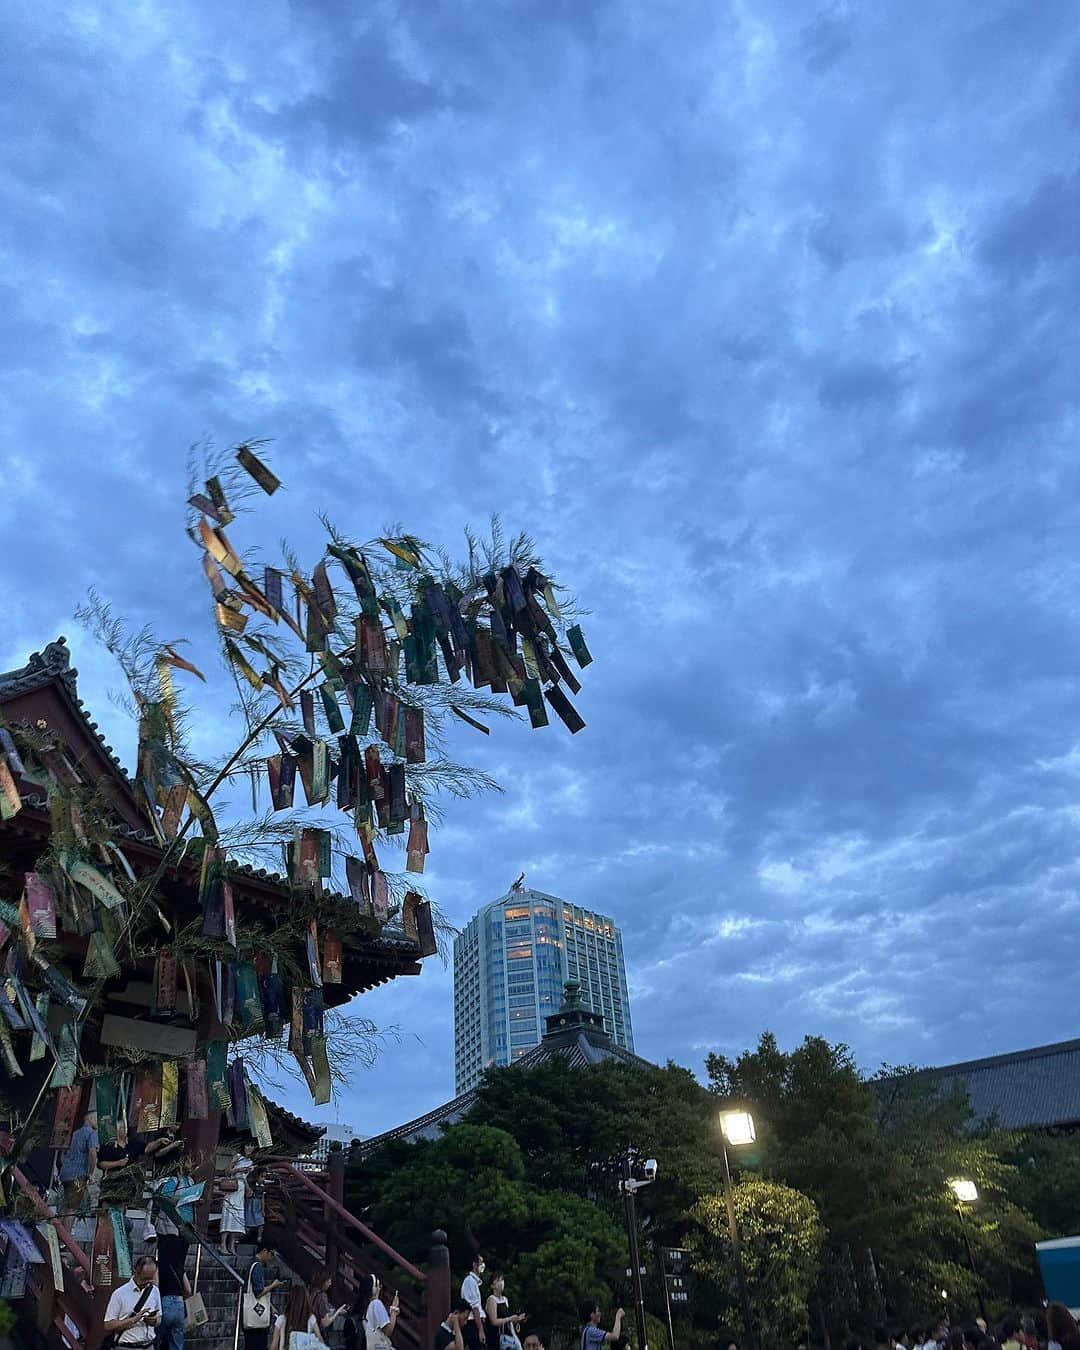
[242,1263,272,1330]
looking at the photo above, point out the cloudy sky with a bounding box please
[4,2,1080,1137]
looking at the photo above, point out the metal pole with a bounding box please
[956,1204,987,1323]
[658,1247,676,1350]
[622,1154,649,1350]
[721,1138,756,1350]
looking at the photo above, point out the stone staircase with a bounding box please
[185,1243,253,1350]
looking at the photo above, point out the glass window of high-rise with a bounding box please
[452,886,634,1093]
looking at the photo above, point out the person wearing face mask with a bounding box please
[485,1272,525,1350]
[461,1255,486,1350]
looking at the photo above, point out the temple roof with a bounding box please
[356,981,653,1153]
[0,637,425,1003]
[879,1037,1080,1131]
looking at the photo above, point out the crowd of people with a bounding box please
[841,1311,1080,1350]
[57,1114,1078,1350]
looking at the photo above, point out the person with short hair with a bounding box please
[579,1299,624,1350]
[461,1255,486,1350]
[435,1301,472,1350]
[522,1334,545,1350]
[59,1108,98,1219]
[104,1256,162,1348]
[243,1243,285,1350]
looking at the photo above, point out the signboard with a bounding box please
[1037,1237,1080,1314]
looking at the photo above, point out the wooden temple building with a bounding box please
[0,639,451,1350]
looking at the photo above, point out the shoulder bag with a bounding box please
[243,1261,272,1330]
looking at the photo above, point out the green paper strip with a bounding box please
[312,740,328,802]
[310,1033,332,1106]
[320,683,345,734]
[28,991,50,1062]
[160,1060,179,1128]
[206,1039,230,1111]
[65,858,125,910]
[246,1080,273,1149]
[110,1208,132,1280]
[567,624,593,668]
[350,684,373,737]
[38,1221,63,1291]
[95,1071,120,1146]
[0,1016,21,1077]
[83,930,120,980]
[49,1020,80,1087]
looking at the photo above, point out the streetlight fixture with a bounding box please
[719,1110,758,1350]
[948,1178,986,1321]
[720,1111,757,1147]
[621,1153,659,1350]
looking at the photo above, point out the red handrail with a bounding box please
[274,1163,426,1284]
[7,1162,93,1278]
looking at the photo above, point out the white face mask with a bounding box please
[477,1263,486,1276]
[493,1280,504,1295]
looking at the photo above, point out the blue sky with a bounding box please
[4,2,1080,1137]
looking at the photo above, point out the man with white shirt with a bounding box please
[460,1254,486,1350]
[103,1256,162,1349]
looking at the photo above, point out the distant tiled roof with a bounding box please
[887,1038,1080,1129]
[357,1010,653,1155]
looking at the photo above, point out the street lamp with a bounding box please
[621,1154,659,1350]
[948,1178,987,1322]
[719,1110,758,1350]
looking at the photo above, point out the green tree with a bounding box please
[347,1121,625,1337]
[691,1177,823,1348]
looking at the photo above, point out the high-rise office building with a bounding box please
[453,884,634,1093]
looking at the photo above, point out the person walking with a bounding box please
[435,1303,472,1350]
[364,1275,400,1350]
[243,1243,285,1350]
[154,1215,191,1350]
[484,1272,525,1350]
[103,1256,162,1350]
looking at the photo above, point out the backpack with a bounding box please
[344,1312,367,1350]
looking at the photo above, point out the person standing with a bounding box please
[364,1274,400,1350]
[579,1300,624,1350]
[243,1243,285,1350]
[220,1149,253,1257]
[59,1107,98,1221]
[272,1286,322,1350]
[103,1256,162,1350]
[309,1269,348,1340]
[484,1272,525,1350]
[461,1255,486,1350]
[155,1226,191,1350]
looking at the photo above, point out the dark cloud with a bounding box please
[3,0,1080,1135]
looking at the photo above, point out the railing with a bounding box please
[264,1157,447,1350]
[1,1142,95,1350]
[153,1193,246,1350]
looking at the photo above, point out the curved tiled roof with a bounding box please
[890,1037,1080,1130]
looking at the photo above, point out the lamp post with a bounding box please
[621,1153,658,1350]
[719,1111,758,1350]
[948,1178,987,1322]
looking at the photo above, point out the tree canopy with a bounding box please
[349,1035,1072,1348]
